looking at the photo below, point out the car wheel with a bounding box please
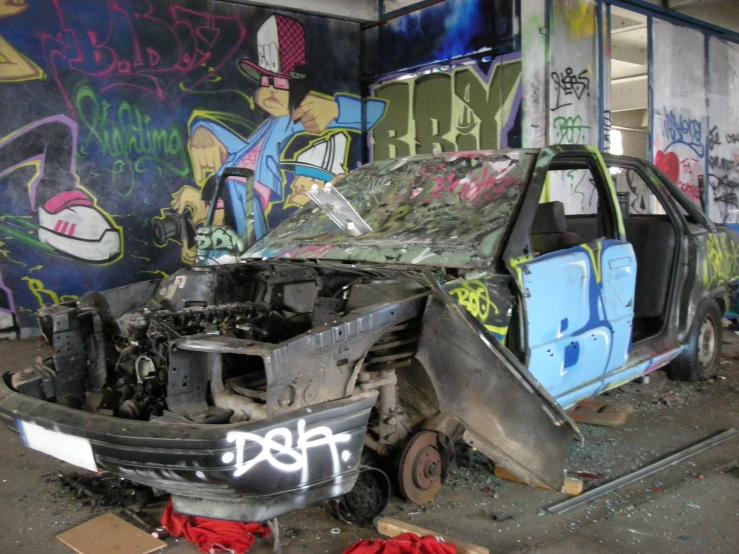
[668,300,722,382]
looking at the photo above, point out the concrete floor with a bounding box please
[0,334,737,554]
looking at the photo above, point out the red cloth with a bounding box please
[343,533,457,554]
[161,500,270,554]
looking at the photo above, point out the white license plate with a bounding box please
[17,420,98,472]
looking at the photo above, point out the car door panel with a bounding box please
[523,239,636,404]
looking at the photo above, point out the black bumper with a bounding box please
[0,374,377,521]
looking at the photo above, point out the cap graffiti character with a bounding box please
[238,14,307,81]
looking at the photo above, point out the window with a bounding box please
[531,162,615,256]
[610,167,665,215]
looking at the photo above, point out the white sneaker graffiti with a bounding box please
[223,419,352,480]
[37,191,121,262]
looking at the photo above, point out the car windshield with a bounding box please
[244,150,534,268]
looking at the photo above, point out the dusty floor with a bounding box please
[0,333,737,554]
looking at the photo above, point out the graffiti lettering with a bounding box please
[41,0,246,114]
[552,115,591,145]
[550,68,590,112]
[725,133,739,144]
[222,419,352,478]
[371,54,522,159]
[662,107,704,158]
[709,173,739,222]
[76,84,189,194]
[710,156,737,172]
[708,126,722,152]
[604,110,612,152]
[447,280,498,322]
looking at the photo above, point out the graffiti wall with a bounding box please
[369,54,523,160]
[547,0,601,215]
[0,0,377,330]
[363,0,521,160]
[707,37,739,224]
[651,20,706,207]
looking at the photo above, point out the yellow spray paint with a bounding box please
[447,279,508,336]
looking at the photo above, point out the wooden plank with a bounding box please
[56,512,166,554]
[376,516,489,554]
[494,465,583,495]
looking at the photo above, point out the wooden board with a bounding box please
[376,517,489,554]
[56,512,166,554]
[494,465,583,495]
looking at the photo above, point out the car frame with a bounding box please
[1,145,736,523]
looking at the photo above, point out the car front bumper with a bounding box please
[0,373,377,522]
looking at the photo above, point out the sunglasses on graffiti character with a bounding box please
[261,75,290,90]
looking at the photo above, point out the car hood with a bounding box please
[243,151,534,269]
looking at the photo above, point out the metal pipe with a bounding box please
[548,428,738,514]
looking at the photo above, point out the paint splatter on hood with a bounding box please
[244,151,535,268]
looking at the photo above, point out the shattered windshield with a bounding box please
[244,151,533,268]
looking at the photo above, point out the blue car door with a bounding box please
[522,238,636,407]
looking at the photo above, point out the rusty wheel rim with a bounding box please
[399,431,443,504]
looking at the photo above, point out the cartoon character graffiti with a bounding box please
[0,0,43,82]
[282,132,349,208]
[0,116,121,262]
[188,14,386,240]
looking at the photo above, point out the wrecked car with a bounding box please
[2,146,738,523]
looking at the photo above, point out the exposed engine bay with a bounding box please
[13,261,429,430]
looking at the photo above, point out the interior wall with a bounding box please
[546,0,601,214]
[0,0,369,331]
[651,19,707,206]
[707,37,739,223]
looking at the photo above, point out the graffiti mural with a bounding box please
[0,0,368,330]
[370,54,522,160]
[706,38,739,223]
[652,20,707,207]
[546,0,600,215]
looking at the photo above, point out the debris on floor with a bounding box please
[55,472,166,511]
[548,428,738,514]
[160,499,271,554]
[493,465,584,495]
[56,512,165,554]
[567,398,634,426]
[344,532,456,554]
[375,517,489,554]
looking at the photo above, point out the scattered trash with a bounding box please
[285,528,301,539]
[547,429,738,514]
[684,502,701,510]
[680,536,691,541]
[56,472,165,511]
[344,532,455,554]
[566,399,634,427]
[494,465,583,496]
[691,473,705,480]
[56,512,165,554]
[375,517,489,554]
[331,528,342,535]
[492,512,512,522]
[650,486,664,493]
[572,471,605,480]
[160,500,270,554]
